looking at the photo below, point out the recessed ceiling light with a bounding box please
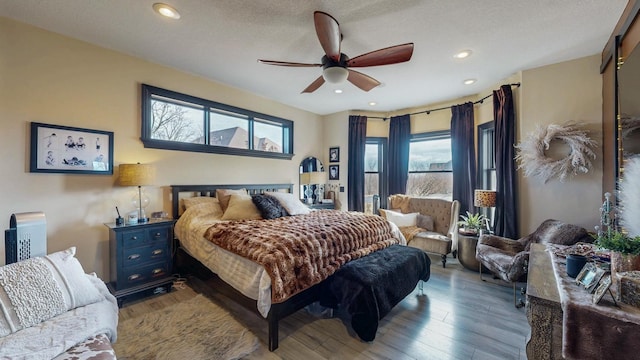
[463,79,476,85]
[334,89,343,94]
[454,50,472,59]
[369,101,377,106]
[153,3,181,19]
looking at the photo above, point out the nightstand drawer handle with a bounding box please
[153,232,161,237]
[128,254,141,260]
[130,236,138,240]
[128,274,141,281]
[152,249,163,256]
[152,268,164,275]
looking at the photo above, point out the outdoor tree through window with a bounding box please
[407,131,452,199]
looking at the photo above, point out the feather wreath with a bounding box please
[515,122,597,183]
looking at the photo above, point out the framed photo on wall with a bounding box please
[30,122,114,174]
[329,165,339,180]
[329,147,340,162]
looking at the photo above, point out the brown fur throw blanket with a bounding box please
[203,210,401,303]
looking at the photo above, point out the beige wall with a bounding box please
[519,55,602,234]
[0,18,323,276]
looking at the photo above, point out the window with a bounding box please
[478,121,496,220]
[141,84,293,159]
[365,137,387,213]
[478,122,496,190]
[406,131,452,199]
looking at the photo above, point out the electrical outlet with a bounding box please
[340,186,345,192]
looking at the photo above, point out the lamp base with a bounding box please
[138,217,149,223]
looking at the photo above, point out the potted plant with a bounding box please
[457,211,486,235]
[594,230,640,299]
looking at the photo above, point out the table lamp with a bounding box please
[300,171,326,204]
[119,163,155,223]
[474,189,497,233]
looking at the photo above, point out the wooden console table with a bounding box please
[526,243,640,359]
[525,243,563,359]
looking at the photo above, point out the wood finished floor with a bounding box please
[118,255,529,360]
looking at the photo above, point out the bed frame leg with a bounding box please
[268,314,279,351]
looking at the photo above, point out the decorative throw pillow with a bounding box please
[417,214,435,232]
[182,196,219,210]
[221,194,263,221]
[384,211,419,227]
[216,188,247,212]
[252,194,289,219]
[264,191,311,215]
[0,247,103,337]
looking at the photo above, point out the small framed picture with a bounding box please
[592,274,612,304]
[576,263,606,293]
[329,147,340,163]
[329,165,339,180]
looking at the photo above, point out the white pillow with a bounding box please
[264,191,311,215]
[0,247,103,337]
[221,194,263,221]
[384,211,419,227]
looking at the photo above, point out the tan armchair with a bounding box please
[385,195,460,267]
[476,219,592,307]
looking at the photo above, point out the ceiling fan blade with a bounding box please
[314,11,341,62]
[301,76,326,93]
[258,59,322,67]
[346,43,414,68]
[347,70,380,92]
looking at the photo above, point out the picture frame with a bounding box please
[30,122,114,175]
[592,274,612,304]
[329,165,339,180]
[329,147,340,163]
[576,263,606,293]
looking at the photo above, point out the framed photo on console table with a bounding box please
[576,263,606,293]
[30,122,114,175]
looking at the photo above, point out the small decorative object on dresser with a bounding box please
[104,218,176,306]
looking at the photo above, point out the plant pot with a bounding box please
[611,252,640,300]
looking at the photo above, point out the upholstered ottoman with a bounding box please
[320,245,431,342]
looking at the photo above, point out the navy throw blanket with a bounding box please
[320,244,431,341]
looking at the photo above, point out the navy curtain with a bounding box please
[388,114,411,195]
[348,115,367,211]
[493,85,518,238]
[451,102,476,216]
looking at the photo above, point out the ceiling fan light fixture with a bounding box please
[323,67,349,83]
[153,3,181,19]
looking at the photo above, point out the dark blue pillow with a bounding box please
[252,194,289,219]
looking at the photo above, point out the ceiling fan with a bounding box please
[258,11,414,93]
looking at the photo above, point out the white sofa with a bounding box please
[0,247,118,360]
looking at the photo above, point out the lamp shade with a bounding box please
[300,171,326,185]
[323,66,349,83]
[474,189,497,208]
[119,163,155,186]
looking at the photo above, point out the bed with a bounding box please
[170,183,419,351]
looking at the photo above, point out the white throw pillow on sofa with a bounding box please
[380,210,419,227]
[0,247,103,337]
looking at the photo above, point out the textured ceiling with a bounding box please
[0,0,628,115]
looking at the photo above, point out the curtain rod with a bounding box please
[366,82,521,121]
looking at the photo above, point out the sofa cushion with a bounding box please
[408,232,452,255]
[0,247,103,337]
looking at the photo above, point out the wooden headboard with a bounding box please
[171,183,294,219]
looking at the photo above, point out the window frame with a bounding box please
[408,130,452,174]
[141,84,294,159]
[365,137,388,210]
[477,121,496,190]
